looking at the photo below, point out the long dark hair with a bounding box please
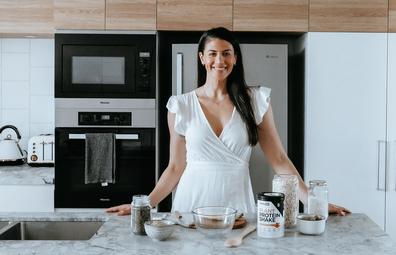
[197,27,259,146]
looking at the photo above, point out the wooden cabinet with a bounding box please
[309,0,388,32]
[0,185,54,212]
[54,0,105,30]
[157,0,232,31]
[390,0,396,32]
[304,32,388,230]
[233,0,308,32]
[106,0,156,30]
[0,0,54,37]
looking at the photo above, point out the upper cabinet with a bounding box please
[157,0,232,31]
[106,0,156,30]
[0,0,54,37]
[54,0,105,30]
[233,0,309,32]
[390,0,396,32]
[309,0,388,32]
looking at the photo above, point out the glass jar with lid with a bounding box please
[131,194,151,235]
[307,180,329,219]
[272,174,299,228]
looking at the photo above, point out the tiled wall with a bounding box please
[0,39,54,152]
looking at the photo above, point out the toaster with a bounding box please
[27,134,54,166]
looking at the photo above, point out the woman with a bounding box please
[105,27,351,216]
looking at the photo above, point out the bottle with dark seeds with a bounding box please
[131,195,151,235]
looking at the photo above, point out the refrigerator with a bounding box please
[171,43,288,201]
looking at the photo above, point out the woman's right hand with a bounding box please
[104,204,131,216]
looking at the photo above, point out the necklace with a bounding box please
[203,86,229,106]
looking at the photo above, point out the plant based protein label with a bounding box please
[257,192,285,238]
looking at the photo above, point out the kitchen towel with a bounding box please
[85,133,116,185]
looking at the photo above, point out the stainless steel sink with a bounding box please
[0,221,105,240]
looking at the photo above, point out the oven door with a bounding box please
[55,127,155,208]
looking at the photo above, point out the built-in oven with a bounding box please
[54,30,157,209]
[55,31,156,99]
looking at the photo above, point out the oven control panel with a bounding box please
[78,112,131,126]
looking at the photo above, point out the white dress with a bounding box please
[166,86,271,213]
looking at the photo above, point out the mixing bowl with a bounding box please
[144,220,175,241]
[192,206,237,238]
[297,214,326,235]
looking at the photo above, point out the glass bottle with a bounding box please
[307,180,329,220]
[272,174,299,228]
[131,194,151,235]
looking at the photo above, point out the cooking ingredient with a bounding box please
[307,180,329,219]
[272,174,299,227]
[301,215,323,221]
[131,195,151,235]
[224,225,257,247]
[149,221,167,227]
[257,192,285,238]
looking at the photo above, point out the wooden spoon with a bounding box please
[224,225,256,248]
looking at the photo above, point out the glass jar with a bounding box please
[272,174,299,228]
[307,180,329,219]
[131,194,151,235]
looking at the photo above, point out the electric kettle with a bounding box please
[0,125,26,165]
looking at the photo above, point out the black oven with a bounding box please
[55,127,155,208]
[55,31,156,99]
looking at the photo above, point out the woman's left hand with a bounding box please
[329,203,351,216]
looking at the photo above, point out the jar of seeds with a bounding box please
[272,174,299,228]
[131,194,151,235]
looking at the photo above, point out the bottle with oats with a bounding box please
[272,174,299,228]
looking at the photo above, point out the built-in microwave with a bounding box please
[55,31,156,99]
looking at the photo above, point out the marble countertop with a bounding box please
[0,164,54,185]
[0,212,395,255]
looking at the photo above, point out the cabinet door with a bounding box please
[0,185,54,212]
[390,0,396,32]
[309,0,388,32]
[106,0,156,30]
[305,33,388,229]
[54,0,105,30]
[0,0,53,35]
[233,0,308,32]
[386,33,396,240]
[157,0,232,31]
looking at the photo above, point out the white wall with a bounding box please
[0,38,54,152]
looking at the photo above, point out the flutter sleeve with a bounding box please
[251,86,271,125]
[166,95,186,136]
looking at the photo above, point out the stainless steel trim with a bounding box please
[69,134,139,140]
[55,30,156,35]
[177,53,183,95]
[55,98,155,109]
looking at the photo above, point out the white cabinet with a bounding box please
[305,33,388,230]
[0,185,54,212]
[386,33,396,239]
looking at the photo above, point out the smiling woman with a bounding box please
[105,27,351,216]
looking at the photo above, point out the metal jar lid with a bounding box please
[309,180,327,186]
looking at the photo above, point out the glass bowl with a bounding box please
[144,220,175,241]
[192,206,237,239]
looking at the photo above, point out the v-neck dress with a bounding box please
[166,86,271,213]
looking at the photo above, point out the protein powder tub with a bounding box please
[257,192,285,238]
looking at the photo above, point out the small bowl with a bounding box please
[144,220,175,241]
[192,206,237,239]
[297,214,326,235]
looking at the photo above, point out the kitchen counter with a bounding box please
[0,212,395,255]
[0,164,54,185]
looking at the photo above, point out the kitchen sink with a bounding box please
[0,221,105,241]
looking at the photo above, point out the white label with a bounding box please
[257,200,284,238]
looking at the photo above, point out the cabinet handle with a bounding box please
[177,53,183,95]
[377,140,386,191]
